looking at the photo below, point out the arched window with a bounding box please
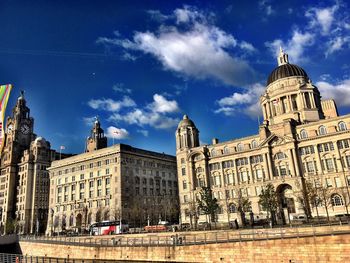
[331,194,344,206]
[319,125,327,135]
[237,143,244,152]
[275,152,287,160]
[135,177,140,184]
[338,121,347,131]
[223,146,229,154]
[251,140,258,149]
[229,203,237,213]
[300,129,308,139]
[211,149,217,157]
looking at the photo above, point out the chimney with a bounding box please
[212,138,219,145]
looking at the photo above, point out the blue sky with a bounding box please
[1,0,350,155]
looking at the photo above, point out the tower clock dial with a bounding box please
[20,123,30,135]
[7,124,13,134]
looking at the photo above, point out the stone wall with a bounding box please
[20,233,350,262]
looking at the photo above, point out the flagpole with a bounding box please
[59,148,62,160]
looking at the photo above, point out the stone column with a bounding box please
[288,149,296,177]
[291,148,300,177]
[315,146,324,175]
[265,152,274,180]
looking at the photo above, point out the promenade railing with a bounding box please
[18,222,350,247]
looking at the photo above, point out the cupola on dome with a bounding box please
[267,47,309,86]
[177,115,196,129]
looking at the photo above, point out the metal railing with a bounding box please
[19,223,350,247]
[0,253,123,263]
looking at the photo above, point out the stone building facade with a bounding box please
[176,49,350,226]
[0,92,58,234]
[47,120,178,234]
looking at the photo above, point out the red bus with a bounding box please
[90,220,129,235]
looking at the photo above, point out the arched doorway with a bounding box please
[276,184,295,224]
[76,214,82,232]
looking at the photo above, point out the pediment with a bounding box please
[260,134,294,147]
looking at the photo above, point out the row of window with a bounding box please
[210,140,260,157]
[299,121,347,139]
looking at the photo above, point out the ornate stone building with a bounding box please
[0,92,58,234]
[47,120,178,235]
[176,49,350,226]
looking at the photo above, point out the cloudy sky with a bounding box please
[1,0,350,155]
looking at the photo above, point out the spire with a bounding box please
[18,90,25,101]
[277,46,289,66]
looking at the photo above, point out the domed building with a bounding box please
[176,49,349,227]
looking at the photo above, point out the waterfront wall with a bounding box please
[19,233,350,263]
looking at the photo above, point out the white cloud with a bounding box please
[316,79,350,107]
[148,94,179,113]
[110,109,179,130]
[265,30,315,63]
[112,83,132,94]
[215,83,264,118]
[137,129,149,137]
[88,96,136,112]
[259,0,274,16]
[105,93,181,130]
[325,36,350,57]
[266,3,350,60]
[83,116,96,126]
[306,5,338,35]
[97,6,257,87]
[106,126,129,139]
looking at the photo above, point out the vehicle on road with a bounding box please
[90,220,129,235]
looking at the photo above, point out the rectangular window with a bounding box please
[325,159,334,171]
[89,181,94,188]
[182,180,187,190]
[80,174,84,180]
[280,166,287,176]
[89,190,93,198]
[326,178,332,187]
[256,186,261,196]
[306,161,314,173]
[181,168,186,176]
[106,178,110,185]
[335,177,341,187]
[97,189,102,197]
[256,169,263,180]
[106,168,110,175]
[97,179,102,187]
[80,183,84,190]
[184,195,188,203]
[79,192,84,199]
[72,176,75,182]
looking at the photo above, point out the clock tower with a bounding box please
[0,91,36,231]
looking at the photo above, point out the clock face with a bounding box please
[7,124,13,134]
[20,124,30,135]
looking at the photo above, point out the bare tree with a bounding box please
[235,187,252,226]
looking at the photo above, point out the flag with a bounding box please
[0,84,13,152]
[60,145,65,150]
